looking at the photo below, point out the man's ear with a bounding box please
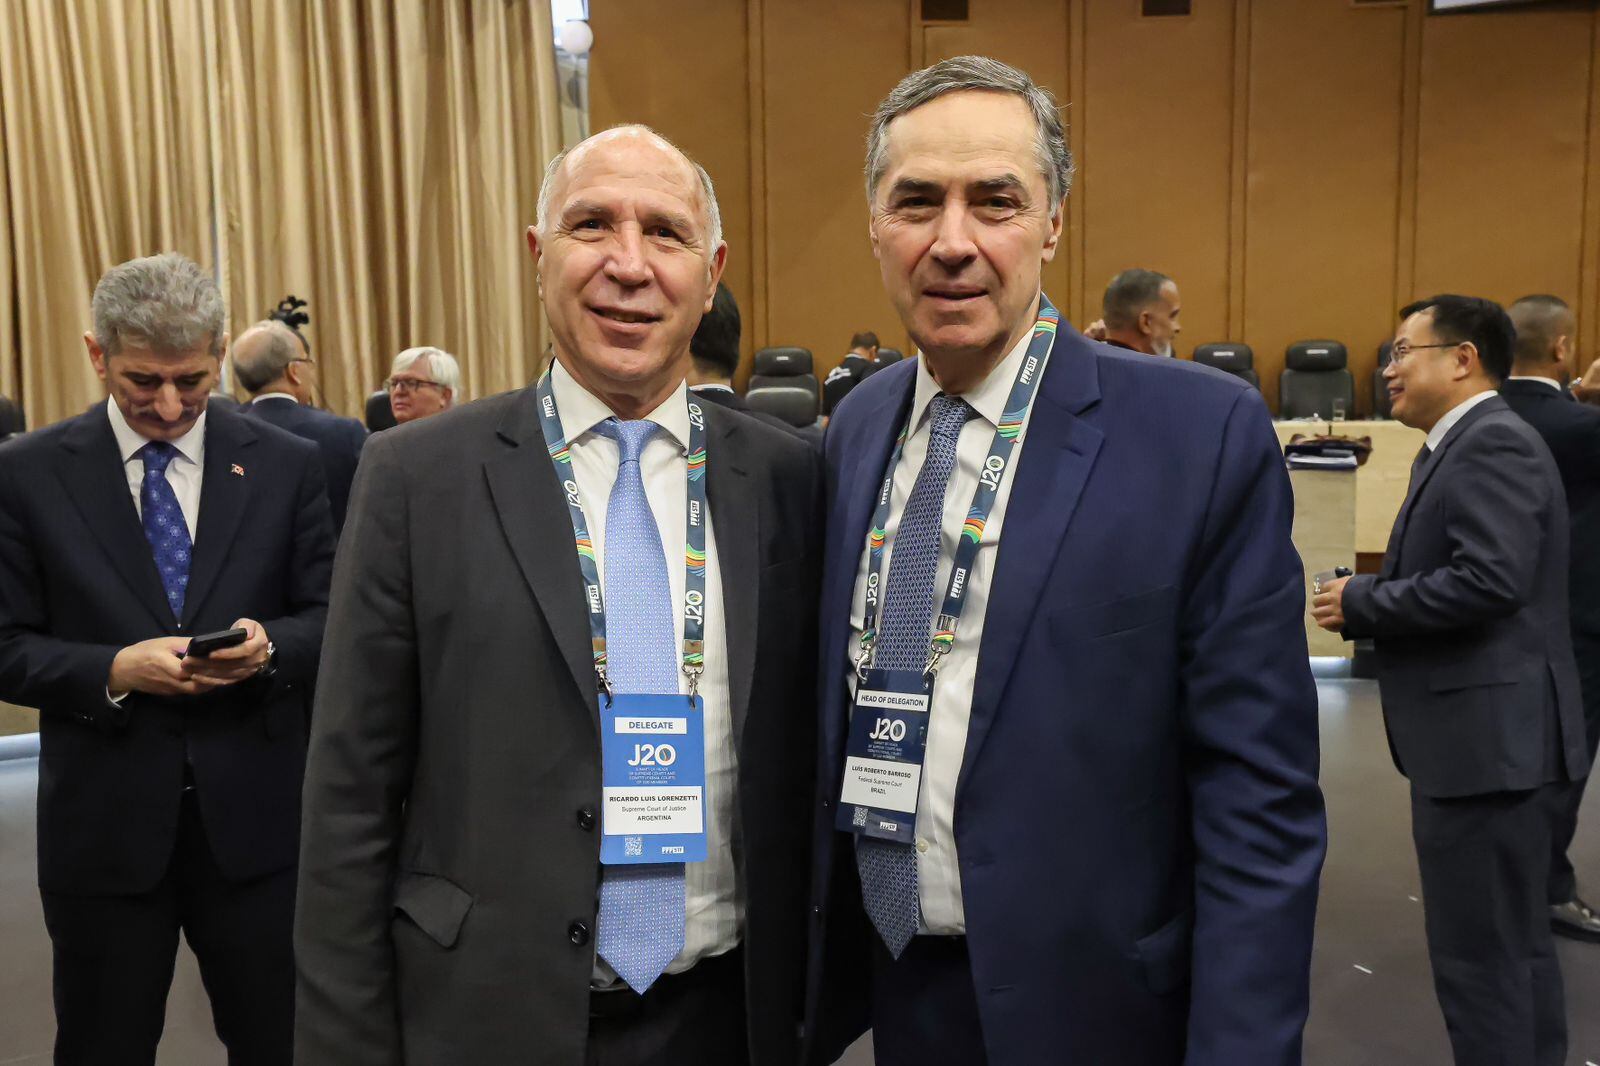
[1454,342,1481,381]
[1040,199,1065,263]
[84,332,108,382]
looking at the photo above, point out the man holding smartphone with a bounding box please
[0,253,336,1065]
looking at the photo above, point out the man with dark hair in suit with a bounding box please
[809,55,1325,1066]
[0,252,336,1065]
[234,318,367,535]
[1504,293,1600,943]
[1316,294,1589,1065]
[295,125,820,1065]
[686,281,798,437]
[822,331,881,416]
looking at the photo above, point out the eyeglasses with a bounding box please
[384,377,443,395]
[1389,341,1461,365]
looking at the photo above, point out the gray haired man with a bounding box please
[0,252,336,1063]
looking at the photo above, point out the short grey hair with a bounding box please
[92,252,225,357]
[392,346,461,394]
[865,55,1073,218]
[231,320,300,393]
[535,125,724,251]
[1102,269,1174,330]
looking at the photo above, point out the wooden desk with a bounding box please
[1287,467,1356,657]
[1275,419,1425,555]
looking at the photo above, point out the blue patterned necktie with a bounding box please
[138,441,192,619]
[593,418,686,993]
[857,394,972,958]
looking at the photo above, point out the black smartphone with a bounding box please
[185,627,249,658]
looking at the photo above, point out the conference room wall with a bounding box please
[592,1,1600,411]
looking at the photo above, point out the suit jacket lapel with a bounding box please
[958,328,1104,798]
[1381,396,1503,578]
[483,389,601,726]
[702,403,758,750]
[182,408,258,627]
[59,409,173,628]
[820,366,917,763]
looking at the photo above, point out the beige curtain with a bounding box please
[0,0,217,430]
[0,0,563,429]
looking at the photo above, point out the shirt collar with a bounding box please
[105,396,207,467]
[690,383,735,395]
[1507,376,1564,392]
[1426,390,1497,452]
[252,391,299,404]
[910,295,1041,432]
[549,357,690,452]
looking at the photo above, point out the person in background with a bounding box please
[1082,269,1182,357]
[809,55,1324,1066]
[0,252,335,1065]
[822,332,882,416]
[234,306,367,536]
[0,392,24,439]
[1503,293,1600,943]
[384,345,459,425]
[1315,295,1588,1066]
[687,282,792,431]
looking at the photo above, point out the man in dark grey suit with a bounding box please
[1314,294,1589,1066]
[294,125,819,1066]
[233,319,367,535]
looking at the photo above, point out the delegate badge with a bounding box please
[835,668,932,845]
[600,693,708,864]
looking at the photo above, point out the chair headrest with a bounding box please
[875,348,904,364]
[753,347,813,376]
[745,385,819,427]
[1376,340,1394,367]
[366,390,398,431]
[1192,343,1254,372]
[1285,340,1348,372]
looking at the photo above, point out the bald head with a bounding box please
[233,319,313,401]
[1509,294,1577,383]
[535,125,723,251]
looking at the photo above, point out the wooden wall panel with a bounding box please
[1079,1,1236,347]
[1412,9,1595,318]
[1244,0,1408,415]
[921,0,1072,316]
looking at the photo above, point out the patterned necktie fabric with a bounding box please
[137,441,192,619]
[591,418,687,993]
[857,394,972,959]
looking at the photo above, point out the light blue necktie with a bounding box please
[593,418,686,993]
[857,395,972,958]
[137,441,192,619]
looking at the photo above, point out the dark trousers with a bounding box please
[1549,629,1600,903]
[1412,785,1565,1066]
[41,790,295,1066]
[585,947,749,1066]
[870,935,988,1066]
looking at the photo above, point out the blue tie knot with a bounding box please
[137,440,179,476]
[598,418,660,464]
[928,394,971,443]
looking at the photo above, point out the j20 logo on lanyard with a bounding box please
[628,742,678,766]
[563,479,582,508]
[688,402,705,431]
[684,589,704,625]
[979,454,1007,492]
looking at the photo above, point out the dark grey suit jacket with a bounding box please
[241,396,367,535]
[294,385,821,1066]
[1342,395,1589,798]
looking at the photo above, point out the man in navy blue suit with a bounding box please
[234,319,367,535]
[0,253,335,1064]
[805,56,1326,1066]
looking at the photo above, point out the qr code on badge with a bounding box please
[851,806,868,828]
[624,836,643,857]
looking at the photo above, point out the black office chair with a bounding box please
[1191,343,1260,390]
[1371,341,1394,420]
[1279,340,1355,419]
[875,348,905,365]
[366,389,398,432]
[0,395,25,439]
[747,347,820,427]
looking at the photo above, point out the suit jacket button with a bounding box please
[568,921,591,946]
[577,807,596,832]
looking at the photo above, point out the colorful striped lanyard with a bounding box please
[535,369,709,699]
[856,294,1059,679]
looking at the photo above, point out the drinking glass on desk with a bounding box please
[1331,398,1346,422]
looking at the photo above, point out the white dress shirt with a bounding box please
[845,310,1043,935]
[106,397,205,540]
[1426,390,1498,453]
[1507,376,1564,392]
[549,360,741,980]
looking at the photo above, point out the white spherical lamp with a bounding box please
[559,20,594,56]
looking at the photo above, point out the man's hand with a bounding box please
[1083,319,1108,341]
[1310,576,1349,633]
[180,618,271,685]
